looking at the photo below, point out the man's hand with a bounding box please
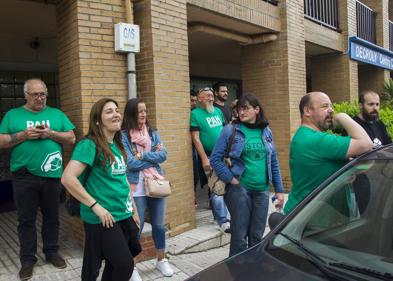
[202,158,211,173]
[24,127,42,140]
[37,127,53,139]
[333,112,349,127]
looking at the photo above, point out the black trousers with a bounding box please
[82,217,142,281]
[12,168,61,265]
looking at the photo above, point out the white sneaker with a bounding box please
[220,221,231,233]
[130,267,142,281]
[156,258,174,277]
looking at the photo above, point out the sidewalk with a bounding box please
[0,193,283,281]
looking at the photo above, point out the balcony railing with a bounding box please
[389,20,393,51]
[356,1,376,44]
[304,0,339,30]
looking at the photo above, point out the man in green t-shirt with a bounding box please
[0,79,75,280]
[190,87,230,232]
[284,91,373,214]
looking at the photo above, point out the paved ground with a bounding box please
[0,191,284,280]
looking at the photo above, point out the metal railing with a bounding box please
[389,20,393,51]
[304,0,339,30]
[356,1,376,44]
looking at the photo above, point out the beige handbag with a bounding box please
[144,177,172,198]
[208,170,227,196]
[208,125,237,196]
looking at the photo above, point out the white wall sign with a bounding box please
[114,23,140,53]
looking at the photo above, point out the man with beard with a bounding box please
[353,90,391,146]
[213,82,232,124]
[190,87,230,232]
[283,92,373,214]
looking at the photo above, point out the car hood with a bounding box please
[186,243,324,281]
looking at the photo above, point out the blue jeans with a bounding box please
[209,193,229,225]
[224,184,269,256]
[134,196,167,251]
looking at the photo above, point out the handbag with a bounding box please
[208,125,236,196]
[65,139,96,217]
[144,177,172,198]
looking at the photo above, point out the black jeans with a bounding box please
[12,168,61,265]
[82,217,141,281]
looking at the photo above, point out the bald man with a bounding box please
[284,92,373,214]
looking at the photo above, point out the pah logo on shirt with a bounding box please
[27,120,50,128]
[111,156,126,175]
[41,151,63,172]
[205,116,222,128]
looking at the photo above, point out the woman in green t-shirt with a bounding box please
[62,98,141,281]
[210,93,285,257]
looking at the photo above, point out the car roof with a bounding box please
[359,144,393,161]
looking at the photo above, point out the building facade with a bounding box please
[1,0,393,236]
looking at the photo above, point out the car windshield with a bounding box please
[272,159,393,280]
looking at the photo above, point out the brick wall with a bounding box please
[187,0,280,32]
[311,0,358,103]
[134,0,195,236]
[58,0,129,139]
[359,0,390,89]
[241,0,306,190]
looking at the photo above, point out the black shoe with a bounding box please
[19,263,34,281]
[46,254,67,269]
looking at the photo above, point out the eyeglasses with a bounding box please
[238,105,254,113]
[26,92,48,99]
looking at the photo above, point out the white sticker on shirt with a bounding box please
[111,156,126,175]
[41,151,62,172]
[206,116,222,128]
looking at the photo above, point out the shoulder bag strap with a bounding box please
[224,125,237,158]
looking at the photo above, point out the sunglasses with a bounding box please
[198,87,213,94]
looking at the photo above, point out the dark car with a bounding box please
[187,144,393,281]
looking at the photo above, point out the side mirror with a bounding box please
[268,212,285,230]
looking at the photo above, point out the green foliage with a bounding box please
[383,78,393,101]
[333,102,359,117]
[332,101,393,139]
[380,107,393,139]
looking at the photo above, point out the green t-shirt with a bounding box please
[190,107,224,153]
[284,126,351,214]
[239,125,268,191]
[0,106,75,178]
[71,139,133,224]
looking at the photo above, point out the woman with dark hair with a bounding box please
[121,98,173,279]
[210,93,285,257]
[62,98,141,281]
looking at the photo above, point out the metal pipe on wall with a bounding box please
[125,0,137,99]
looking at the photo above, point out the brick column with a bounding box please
[311,0,358,103]
[57,0,129,138]
[359,0,390,92]
[134,0,195,235]
[241,0,306,189]
[56,0,136,244]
